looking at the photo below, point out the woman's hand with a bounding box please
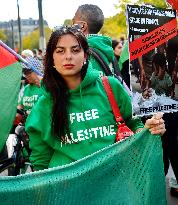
[144,112,166,136]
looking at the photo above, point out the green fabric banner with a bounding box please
[0,45,22,153]
[0,130,166,205]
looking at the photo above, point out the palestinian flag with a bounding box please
[0,44,22,153]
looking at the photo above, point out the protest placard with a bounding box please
[126,4,178,116]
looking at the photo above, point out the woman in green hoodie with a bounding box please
[25,25,165,171]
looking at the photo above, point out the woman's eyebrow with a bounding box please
[56,45,80,49]
[71,45,80,49]
[56,46,64,49]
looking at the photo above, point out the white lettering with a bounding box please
[70,133,78,143]
[76,113,85,122]
[69,109,100,124]
[103,126,110,136]
[60,125,116,147]
[91,127,99,138]
[84,129,89,139]
[110,125,116,135]
[70,113,75,124]
[77,130,85,141]
[84,110,92,120]
[98,127,104,137]
[128,6,175,18]
[141,18,145,24]
[88,129,93,138]
[91,109,99,119]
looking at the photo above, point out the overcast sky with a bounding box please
[1,0,120,28]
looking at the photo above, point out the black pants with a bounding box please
[162,112,178,182]
[121,60,131,89]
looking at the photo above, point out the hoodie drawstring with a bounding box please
[79,85,92,143]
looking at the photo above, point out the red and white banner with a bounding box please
[129,18,177,61]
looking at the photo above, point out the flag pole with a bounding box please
[17,0,23,53]
[0,40,43,76]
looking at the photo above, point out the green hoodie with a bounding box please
[19,84,43,113]
[25,64,144,171]
[87,35,116,76]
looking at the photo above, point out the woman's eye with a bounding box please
[56,48,64,53]
[72,47,80,53]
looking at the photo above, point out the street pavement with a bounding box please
[166,167,178,205]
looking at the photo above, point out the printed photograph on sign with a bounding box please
[126,4,178,117]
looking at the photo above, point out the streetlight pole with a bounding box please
[38,0,46,52]
[17,0,22,53]
[10,20,15,50]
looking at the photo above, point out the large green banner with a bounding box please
[0,130,166,205]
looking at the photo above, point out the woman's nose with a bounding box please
[65,51,72,60]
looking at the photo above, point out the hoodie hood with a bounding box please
[87,35,114,63]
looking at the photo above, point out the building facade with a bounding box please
[0,18,48,50]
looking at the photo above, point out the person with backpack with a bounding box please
[72,4,123,80]
[25,25,165,171]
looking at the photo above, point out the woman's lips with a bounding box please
[63,64,75,68]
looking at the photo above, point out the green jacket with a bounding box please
[25,64,144,171]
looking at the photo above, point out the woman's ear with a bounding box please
[84,53,88,62]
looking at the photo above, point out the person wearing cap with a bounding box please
[17,57,43,115]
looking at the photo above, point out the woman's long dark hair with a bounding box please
[43,26,89,141]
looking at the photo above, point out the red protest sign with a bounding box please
[167,0,178,13]
[129,18,177,61]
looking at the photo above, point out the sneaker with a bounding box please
[170,187,178,198]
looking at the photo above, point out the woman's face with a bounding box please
[114,42,123,57]
[53,34,86,79]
